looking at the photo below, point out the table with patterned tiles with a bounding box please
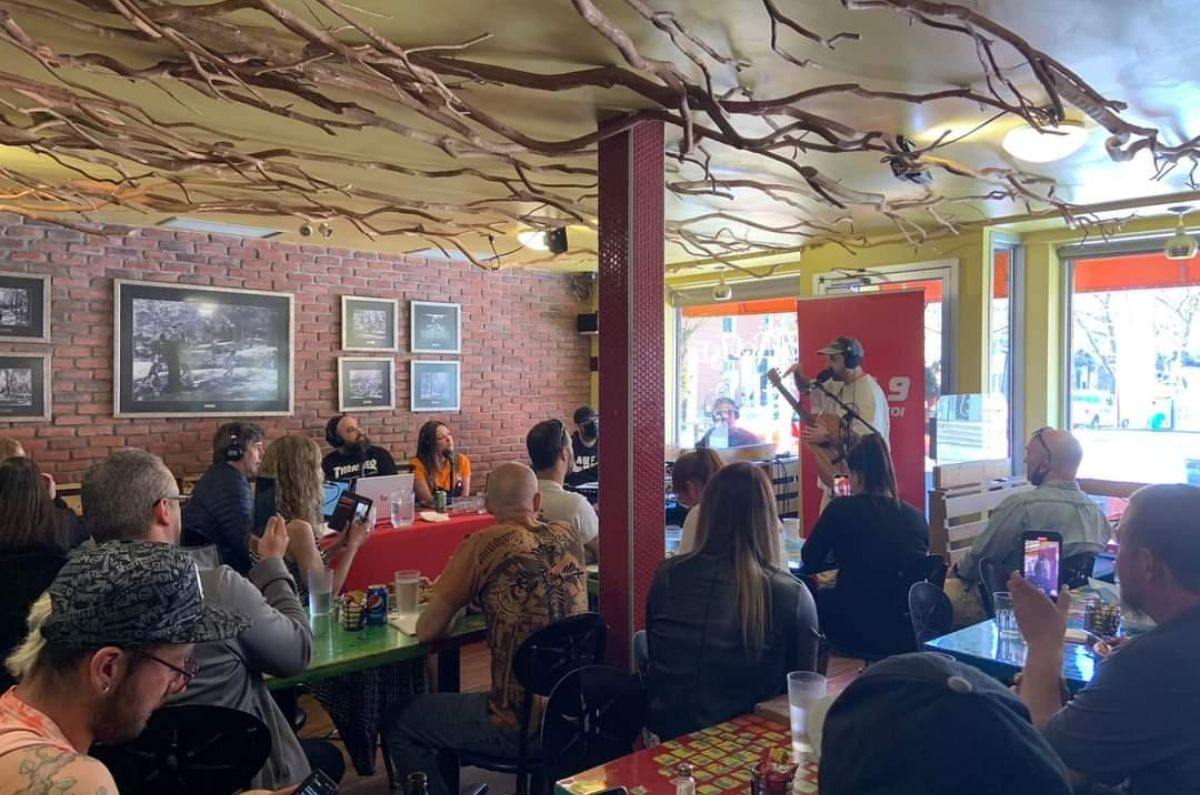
[555,714,818,795]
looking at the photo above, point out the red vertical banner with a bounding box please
[795,291,926,530]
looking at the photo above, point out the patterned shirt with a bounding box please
[433,519,587,726]
[0,687,118,794]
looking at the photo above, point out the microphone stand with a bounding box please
[808,379,883,451]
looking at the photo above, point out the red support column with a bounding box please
[596,118,665,668]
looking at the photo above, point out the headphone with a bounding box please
[834,337,863,369]
[712,397,740,420]
[224,424,245,462]
[325,414,347,449]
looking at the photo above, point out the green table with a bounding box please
[267,611,487,690]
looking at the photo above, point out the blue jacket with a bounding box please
[182,463,254,575]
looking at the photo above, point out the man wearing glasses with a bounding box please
[955,427,1110,599]
[697,397,763,449]
[182,421,266,575]
[79,450,340,789]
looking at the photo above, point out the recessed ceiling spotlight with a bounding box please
[1002,121,1090,163]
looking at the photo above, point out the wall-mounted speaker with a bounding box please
[547,227,569,254]
[576,312,598,335]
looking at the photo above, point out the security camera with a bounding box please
[299,223,314,237]
[1164,206,1197,261]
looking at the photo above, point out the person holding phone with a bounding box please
[1011,484,1200,795]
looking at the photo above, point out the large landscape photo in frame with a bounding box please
[411,360,460,412]
[410,300,461,354]
[115,280,293,417]
[338,357,395,412]
[0,271,50,342]
[342,296,399,352]
[0,353,51,421]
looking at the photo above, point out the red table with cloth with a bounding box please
[337,512,496,591]
[555,715,818,795]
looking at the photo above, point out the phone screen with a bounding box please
[1023,534,1061,598]
[294,769,339,795]
[833,474,852,498]
[329,492,372,532]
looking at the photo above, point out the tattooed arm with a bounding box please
[0,745,117,795]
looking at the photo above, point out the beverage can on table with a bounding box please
[435,490,447,513]
[365,584,389,625]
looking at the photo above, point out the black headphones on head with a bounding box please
[325,414,347,449]
[834,336,864,369]
[224,424,245,462]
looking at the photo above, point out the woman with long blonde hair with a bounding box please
[645,462,819,740]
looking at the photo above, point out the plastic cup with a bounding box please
[994,591,1019,636]
[307,567,334,618]
[394,569,420,615]
[787,671,827,757]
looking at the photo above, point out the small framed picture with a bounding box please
[0,353,51,421]
[411,360,460,413]
[341,296,399,352]
[338,357,395,412]
[410,300,461,354]
[0,271,51,342]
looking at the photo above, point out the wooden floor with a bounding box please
[299,642,864,794]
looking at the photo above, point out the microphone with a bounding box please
[815,367,835,384]
[795,368,835,389]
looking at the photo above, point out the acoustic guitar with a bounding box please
[766,367,851,465]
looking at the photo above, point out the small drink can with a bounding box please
[434,490,447,513]
[365,584,389,625]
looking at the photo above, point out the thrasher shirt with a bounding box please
[321,445,399,481]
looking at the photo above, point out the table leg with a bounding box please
[437,648,462,794]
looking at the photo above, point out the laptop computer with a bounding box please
[322,480,353,522]
[351,474,411,513]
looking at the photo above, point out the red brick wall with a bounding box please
[0,215,592,484]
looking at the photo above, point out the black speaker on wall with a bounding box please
[576,312,598,335]
[547,227,569,254]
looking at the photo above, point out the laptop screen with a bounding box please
[322,480,352,520]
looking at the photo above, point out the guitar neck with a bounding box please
[766,370,817,426]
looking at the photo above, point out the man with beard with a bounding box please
[182,421,266,575]
[0,541,287,794]
[1012,484,1200,795]
[322,413,399,481]
[956,427,1109,587]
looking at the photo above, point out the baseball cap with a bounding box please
[816,336,864,360]
[41,540,250,649]
[573,406,597,425]
[818,653,1071,795]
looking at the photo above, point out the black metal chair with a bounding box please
[976,558,1012,618]
[908,581,954,646]
[90,705,270,795]
[1061,552,1097,589]
[539,665,645,793]
[457,612,608,795]
[632,629,649,683]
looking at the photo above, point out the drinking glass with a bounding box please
[994,591,1019,636]
[787,671,827,757]
[394,569,421,615]
[307,567,334,618]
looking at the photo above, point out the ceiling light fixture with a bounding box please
[712,271,733,302]
[1164,206,1198,261]
[158,217,281,239]
[517,229,551,251]
[1001,121,1090,163]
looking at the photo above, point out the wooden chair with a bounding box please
[929,459,1032,571]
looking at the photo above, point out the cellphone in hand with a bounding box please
[329,492,372,533]
[293,769,339,795]
[1021,530,1063,599]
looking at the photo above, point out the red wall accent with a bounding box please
[0,214,592,483]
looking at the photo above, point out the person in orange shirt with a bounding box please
[411,420,471,508]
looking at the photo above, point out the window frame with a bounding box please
[991,234,1025,473]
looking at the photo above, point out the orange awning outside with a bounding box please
[681,297,799,317]
[1074,251,1200,293]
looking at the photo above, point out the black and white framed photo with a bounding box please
[338,357,395,412]
[341,296,399,352]
[114,280,293,417]
[0,271,50,342]
[0,353,50,421]
[411,360,460,412]
[410,300,461,354]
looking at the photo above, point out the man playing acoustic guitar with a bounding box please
[785,336,891,511]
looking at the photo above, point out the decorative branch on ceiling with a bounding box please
[0,0,1190,270]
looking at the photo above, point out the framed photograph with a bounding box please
[0,271,50,342]
[410,300,461,354]
[341,296,399,352]
[114,280,293,417]
[0,353,50,421]
[338,357,395,412]
[411,360,460,412]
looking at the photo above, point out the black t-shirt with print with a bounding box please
[321,445,399,482]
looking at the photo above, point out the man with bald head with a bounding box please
[384,462,587,795]
[957,427,1109,587]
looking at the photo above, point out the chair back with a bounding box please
[929,460,1032,566]
[512,612,608,698]
[908,581,954,646]
[540,665,645,786]
[1061,552,1096,589]
[976,558,1011,618]
[632,630,649,682]
[90,705,270,795]
[904,554,948,588]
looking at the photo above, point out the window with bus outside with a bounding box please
[1067,250,1200,483]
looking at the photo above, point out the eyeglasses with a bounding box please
[162,493,189,505]
[133,650,199,694]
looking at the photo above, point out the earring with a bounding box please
[100,682,110,693]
